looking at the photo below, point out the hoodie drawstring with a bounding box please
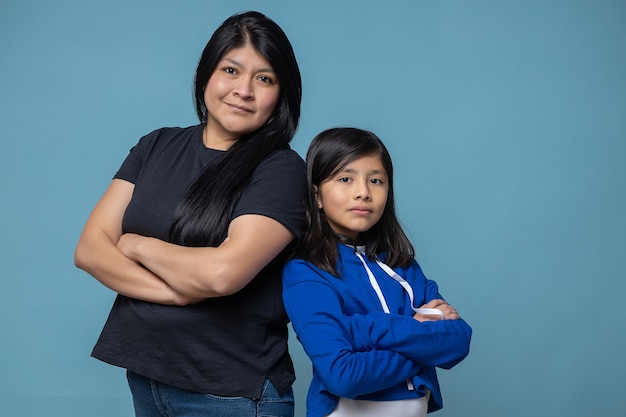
[354,248,444,319]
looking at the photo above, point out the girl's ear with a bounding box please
[313,185,323,209]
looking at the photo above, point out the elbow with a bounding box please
[73,241,90,271]
[74,236,105,276]
[436,323,472,369]
[437,343,471,370]
[318,356,373,398]
[323,378,363,399]
[326,386,359,399]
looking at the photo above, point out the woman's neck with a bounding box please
[202,124,239,151]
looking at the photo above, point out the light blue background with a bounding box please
[1,1,624,416]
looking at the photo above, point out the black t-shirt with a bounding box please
[91,125,307,398]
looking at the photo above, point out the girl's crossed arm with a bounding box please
[283,260,422,398]
[344,268,472,369]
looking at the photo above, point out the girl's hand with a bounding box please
[413,299,460,322]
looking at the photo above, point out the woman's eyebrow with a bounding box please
[222,57,275,73]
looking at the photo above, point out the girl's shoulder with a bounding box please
[284,257,319,273]
[283,258,333,285]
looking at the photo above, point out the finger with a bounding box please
[421,299,446,309]
[445,312,460,320]
[413,313,443,322]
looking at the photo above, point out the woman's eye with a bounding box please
[258,75,274,84]
[223,67,236,74]
[371,178,384,185]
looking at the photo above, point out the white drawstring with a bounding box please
[374,259,444,320]
[354,247,444,319]
[355,250,391,313]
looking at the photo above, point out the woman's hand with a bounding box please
[117,233,142,261]
[413,299,460,322]
[117,214,295,298]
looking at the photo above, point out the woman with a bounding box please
[74,11,306,417]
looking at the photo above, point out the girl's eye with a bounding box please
[370,178,384,185]
[338,177,352,183]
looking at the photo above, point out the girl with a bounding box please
[282,127,472,417]
[75,11,305,417]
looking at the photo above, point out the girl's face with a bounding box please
[203,44,280,149]
[316,153,389,242]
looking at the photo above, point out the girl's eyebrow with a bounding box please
[369,169,387,176]
[340,167,387,176]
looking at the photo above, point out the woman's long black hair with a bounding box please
[296,127,415,276]
[169,11,302,247]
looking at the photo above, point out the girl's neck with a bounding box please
[335,233,361,247]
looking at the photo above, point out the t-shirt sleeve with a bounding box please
[232,149,307,239]
[113,129,160,184]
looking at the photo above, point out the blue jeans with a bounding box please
[127,371,294,417]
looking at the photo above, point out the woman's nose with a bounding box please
[233,77,254,99]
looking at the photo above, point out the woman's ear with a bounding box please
[313,185,322,209]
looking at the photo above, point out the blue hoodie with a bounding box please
[282,243,472,417]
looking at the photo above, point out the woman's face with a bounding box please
[203,44,280,149]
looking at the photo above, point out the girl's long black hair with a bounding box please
[169,11,302,247]
[296,127,415,276]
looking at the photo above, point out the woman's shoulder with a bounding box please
[141,125,201,142]
[258,147,305,170]
[250,147,306,190]
[131,125,200,150]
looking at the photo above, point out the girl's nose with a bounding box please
[354,181,371,200]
